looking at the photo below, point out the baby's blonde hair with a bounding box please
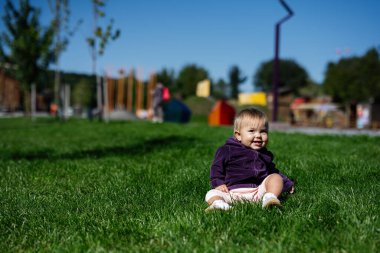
[234,108,269,132]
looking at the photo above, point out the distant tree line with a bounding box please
[323,48,380,104]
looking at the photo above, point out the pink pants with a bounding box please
[205,177,268,204]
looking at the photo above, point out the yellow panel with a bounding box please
[238,92,267,106]
[196,79,211,97]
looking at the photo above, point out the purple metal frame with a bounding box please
[272,0,294,122]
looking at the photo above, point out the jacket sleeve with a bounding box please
[279,172,294,193]
[210,147,227,188]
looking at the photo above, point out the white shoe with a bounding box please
[205,200,231,212]
[262,194,281,209]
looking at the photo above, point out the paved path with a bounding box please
[270,122,380,136]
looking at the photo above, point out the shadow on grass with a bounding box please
[2,136,199,161]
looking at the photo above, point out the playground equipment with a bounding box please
[238,92,267,106]
[196,79,211,97]
[272,0,294,122]
[208,100,235,126]
[103,68,157,120]
[164,99,191,123]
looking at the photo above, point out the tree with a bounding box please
[0,0,55,113]
[72,78,92,108]
[87,0,120,75]
[298,80,323,97]
[323,48,380,103]
[213,78,229,99]
[156,68,176,91]
[47,0,82,108]
[253,59,308,94]
[228,65,246,99]
[86,0,120,117]
[177,64,209,98]
[323,48,380,127]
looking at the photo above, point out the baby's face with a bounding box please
[235,119,268,150]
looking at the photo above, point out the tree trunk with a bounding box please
[23,89,31,116]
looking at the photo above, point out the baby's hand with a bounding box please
[215,184,229,193]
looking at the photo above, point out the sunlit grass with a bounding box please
[0,118,379,252]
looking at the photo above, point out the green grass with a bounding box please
[0,118,379,252]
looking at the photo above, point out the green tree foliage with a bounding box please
[298,81,323,97]
[61,71,96,108]
[156,68,175,90]
[228,65,246,99]
[253,59,308,94]
[176,64,209,97]
[87,0,120,74]
[72,78,93,108]
[213,78,229,99]
[86,0,120,118]
[323,48,380,103]
[0,0,55,111]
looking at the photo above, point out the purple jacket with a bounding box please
[210,137,294,192]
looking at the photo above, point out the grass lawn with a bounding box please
[0,118,379,252]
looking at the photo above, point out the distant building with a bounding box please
[0,69,52,113]
[0,70,21,112]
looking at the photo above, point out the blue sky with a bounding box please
[2,0,380,92]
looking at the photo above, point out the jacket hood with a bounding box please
[225,136,242,146]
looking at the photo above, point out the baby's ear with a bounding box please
[234,131,241,141]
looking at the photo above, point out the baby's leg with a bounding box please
[265,173,283,197]
[262,173,283,208]
[204,189,232,211]
[205,189,231,205]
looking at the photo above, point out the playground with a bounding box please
[0,118,379,252]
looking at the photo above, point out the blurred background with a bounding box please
[1,0,380,129]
